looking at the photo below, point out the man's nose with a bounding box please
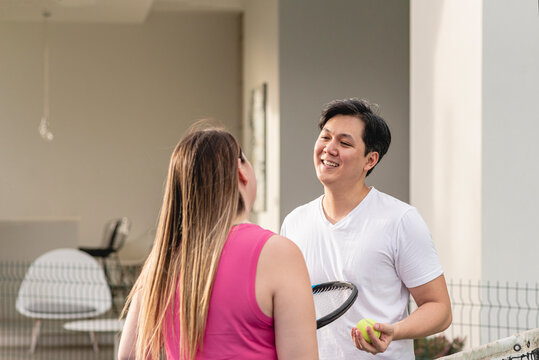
[325,140,338,155]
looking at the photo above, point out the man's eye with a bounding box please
[320,136,330,140]
[341,142,352,147]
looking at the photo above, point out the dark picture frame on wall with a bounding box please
[248,83,267,213]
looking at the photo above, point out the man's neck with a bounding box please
[322,183,371,224]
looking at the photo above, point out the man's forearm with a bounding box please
[393,301,452,341]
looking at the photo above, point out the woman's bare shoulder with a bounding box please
[262,234,304,261]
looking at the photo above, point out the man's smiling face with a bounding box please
[313,114,376,189]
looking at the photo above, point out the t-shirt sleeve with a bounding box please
[394,208,443,288]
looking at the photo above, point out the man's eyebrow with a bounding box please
[322,127,355,141]
[338,133,355,141]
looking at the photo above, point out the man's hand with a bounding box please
[350,275,452,355]
[350,322,395,355]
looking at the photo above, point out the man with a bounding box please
[281,98,451,359]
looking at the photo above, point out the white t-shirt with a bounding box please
[281,187,443,360]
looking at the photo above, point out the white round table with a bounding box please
[64,318,125,358]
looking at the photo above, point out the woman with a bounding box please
[118,126,318,360]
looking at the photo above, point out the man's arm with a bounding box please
[351,275,452,354]
[395,274,452,338]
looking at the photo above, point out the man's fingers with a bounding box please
[351,327,378,354]
[366,326,384,351]
[351,328,363,350]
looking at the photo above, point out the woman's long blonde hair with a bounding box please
[123,126,245,359]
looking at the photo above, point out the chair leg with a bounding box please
[103,257,112,284]
[107,254,123,315]
[29,319,41,353]
[89,331,99,352]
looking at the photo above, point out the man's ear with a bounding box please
[238,158,248,185]
[364,152,379,172]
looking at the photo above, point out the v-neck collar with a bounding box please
[318,187,376,229]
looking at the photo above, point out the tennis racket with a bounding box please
[312,281,358,329]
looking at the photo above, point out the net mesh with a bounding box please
[313,285,353,319]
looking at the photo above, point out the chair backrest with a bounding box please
[118,228,155,266]
[16,248,112,320]
[103,217,131,252]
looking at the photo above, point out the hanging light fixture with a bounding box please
[39,10,54,141]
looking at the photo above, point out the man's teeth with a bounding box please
[323,160,339,167]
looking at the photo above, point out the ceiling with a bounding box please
[0,0,244,23]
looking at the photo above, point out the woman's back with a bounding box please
[165,223,277,359]
[117,126,317,360]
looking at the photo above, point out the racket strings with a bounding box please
[313,287,353,319]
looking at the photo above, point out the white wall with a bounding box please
[242,0,280,232]
[482,0,539,284]
[278,0,410,222]
[0,220,78,261]
[411,0,539,285]
[0,12,242,253]
[410,0,483,282]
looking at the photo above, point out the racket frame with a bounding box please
[312,281,358,329]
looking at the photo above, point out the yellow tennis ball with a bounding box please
[355,318,381,343]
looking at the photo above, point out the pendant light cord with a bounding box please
[43,11,50,120]
[39,11,53,141]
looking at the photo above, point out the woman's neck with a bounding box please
[232,211,250,227]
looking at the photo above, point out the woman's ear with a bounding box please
[238,158,248,185]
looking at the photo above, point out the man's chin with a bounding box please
[317,175,337,187]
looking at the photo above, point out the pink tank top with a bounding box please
[164,223,277,359]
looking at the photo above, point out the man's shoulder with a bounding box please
[369,188,416,219]
[282,196,322,225]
